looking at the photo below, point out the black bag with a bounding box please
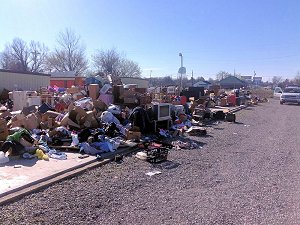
[129,107,153,133]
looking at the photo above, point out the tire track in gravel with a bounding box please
[1,99,300,224]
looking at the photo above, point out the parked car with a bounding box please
[279,86,300,105]
[273,87,283,99]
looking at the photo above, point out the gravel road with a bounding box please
[1,99,300,225]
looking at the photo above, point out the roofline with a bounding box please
[0,69,51,77]
[50,76,80,78]
[194,81,211,85]
[120,77,149,80]
[219,76,245,81]
[50,78,77,80]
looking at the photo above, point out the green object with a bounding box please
[7,128,31,142]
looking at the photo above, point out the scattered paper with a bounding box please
[145,171,162,177]
[14,165,22,168]
[136,152,147,160]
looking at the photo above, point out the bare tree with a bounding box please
[208,77,216,84]
[10,38,30,71]
[0,47,18,70]
[118,59,141,77]
[272,76,283,85]
[0,38,48,72]
[162,76,175,86]
[195,76,205,82]
[46,28,88,75]
[293,72,300,85]
[92,48,141,78]
[216,71,231,81]
[29,41,48,72]
[0,38,30,71]
[92,48,121,76]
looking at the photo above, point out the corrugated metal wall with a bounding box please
[0,71,50,92]
[120,77,149,88]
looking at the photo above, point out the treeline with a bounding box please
[272,75,300,87]
[2,28,300,85]
[0,28,142,78]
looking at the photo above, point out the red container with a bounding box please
[228,94,236,106]
[180,96,187,105]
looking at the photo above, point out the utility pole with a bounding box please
[192,70,194,86]
[179,53,183,92]
[149,70,152,87]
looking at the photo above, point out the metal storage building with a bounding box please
[219,76,246,89]
[120,77,149,88]
[50,71,85,88]
[0,69,50,92]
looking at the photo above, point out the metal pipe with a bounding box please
[179,53,183,92]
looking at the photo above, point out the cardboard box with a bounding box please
[0,110,12,119]
[10,119,26,128]
[67,86,80,94]
[68,106,87,125]
[84,111,98,128]
[139,96,152,105]
[8,113,27,128]
[60,113,70,127]
[122,90,136,98]
[220,98,227,107]
[124,97,137,104]
[126,131,141,140]
[24,113,40,130]
[0,118,9,141]
[0,130,8,141]
[63,107,98,129]
[88,84,100,100]
[41,111,62,121]
[114,85,124,95]
[93,100,107,111]
[73,93,85,100]
[135,88,147,94]
[16,113,26,121]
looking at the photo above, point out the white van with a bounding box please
[273,87,283,99]
[280,86,300,105]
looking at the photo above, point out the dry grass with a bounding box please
[250,88,273,99]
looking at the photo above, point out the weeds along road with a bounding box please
[1,99,300,225]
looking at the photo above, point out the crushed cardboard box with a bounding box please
[126,130,141,140]
[0,118,9,141]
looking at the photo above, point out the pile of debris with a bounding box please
[0,78,267,165]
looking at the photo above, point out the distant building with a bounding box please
[50,71,84,88]
[253,77,263,86]
[219,76,246,89]
[193,80,212,89]
[0,69,50,92]
[120,77,149,88]
[241,76,252,84]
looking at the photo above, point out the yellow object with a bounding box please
[35,149,49,161]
